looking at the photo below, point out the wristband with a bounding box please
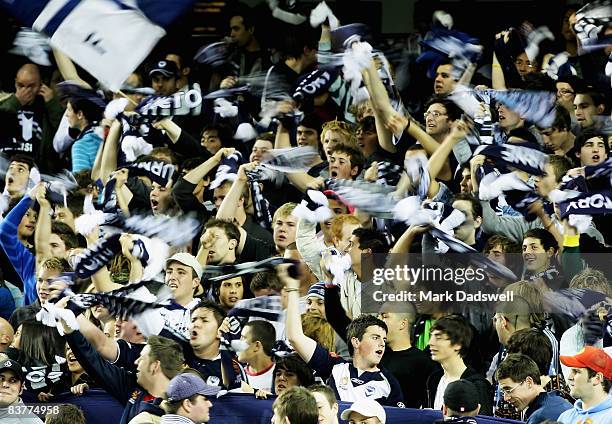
[563,234,580,247]
[66,299,86,316]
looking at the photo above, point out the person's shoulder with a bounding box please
[128,410,162,424]
[462,367,491,386]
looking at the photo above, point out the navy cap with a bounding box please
[149,60,179,78]
[307,282,325,300]
[443,380,480,413]
[166,373,220,403]
[0,358,24,382]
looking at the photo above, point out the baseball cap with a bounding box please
[560,346,612,379]
[340,399,386,424]
[166,253,203,279]
[444,380,480,413]
[166,373,221,403]
[0,358,24,382]
[149,60,179,78]
[307,282,325,300]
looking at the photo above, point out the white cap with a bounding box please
[165,253,203,279]
[340,399,386,424]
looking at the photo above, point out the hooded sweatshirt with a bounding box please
[557,395,612,424]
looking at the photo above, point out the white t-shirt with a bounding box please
[434,375,449,411]
[242,362,276,393]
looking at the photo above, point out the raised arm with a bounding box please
[361,60,396,153]
[390,224,428,255]
[0,195,36,303]
[274,121,292,149]
[119,234,143,283]
[216,162,253,223]
[426,120,467,198]
[76,314,120,362]
[99,120,121,184]
[82,226,121,293]
[184,148,231,185]
[53,48,91,88]
[278,265,317,362]
[111,169,132,217]
[286,171,319,192]
[34,184,52,268]
[492,52,507,90]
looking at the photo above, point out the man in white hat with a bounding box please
[340,399,386,424]
[153,252,204,340]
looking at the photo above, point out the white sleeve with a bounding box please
[52,111,74,153]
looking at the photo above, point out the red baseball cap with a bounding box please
[560,347,612,379]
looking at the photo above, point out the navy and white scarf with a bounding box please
[247,171,273,230]
[376,161,402,187]
[128,160,175,187]
[229,295,284,324]
[327,178,397,218]
[558,190,612,219]
[474,142,548,176]
[69,280,173,320]
[74,233,121,279]
[201,257,297,282]
[574,0,612,48]
[488,89,557,128]
[259,147,321,173]
[417,26,482,80]
[136,83,203,118]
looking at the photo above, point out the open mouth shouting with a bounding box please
[190,330,199,341]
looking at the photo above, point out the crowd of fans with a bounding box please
[0,1,610,424]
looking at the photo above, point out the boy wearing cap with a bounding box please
[340,398,386,424]
[158,252,204,339]
[150,60,179,96]
[557,347,612,424]
[0,358,44,423]
[305,282,326,318]
[496,354,572,424]
[121,238,203,340]
[439,380,481,422]
[162,372,219,424]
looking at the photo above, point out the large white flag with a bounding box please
[3,0,196,90]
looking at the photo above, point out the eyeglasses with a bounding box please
[423,111,447,119]
[500,380,524,396]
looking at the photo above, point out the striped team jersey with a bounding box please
[308,344,405,407]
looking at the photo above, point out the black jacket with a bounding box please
[426,366,493,416]
[65,331,164,424]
